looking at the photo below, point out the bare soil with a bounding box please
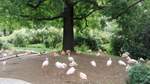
[0,52,128,84]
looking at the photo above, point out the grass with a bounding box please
[12,44,60,53]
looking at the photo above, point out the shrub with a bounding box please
[0,37,12,49]
[75,36,99,51]
[127,64,150,84]
[10,29,30,47]
[75,29,111,51]
[43,28,62,48]
[111,33,125,55]
[1,28,63,49]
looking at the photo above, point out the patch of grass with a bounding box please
[27,44,46,48]
[13,43,63,53]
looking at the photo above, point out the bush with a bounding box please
[0,37,12,49]
[42,28,62,48]
[127,64,150,84]
[0,28,63,49]
[75,36,99,51]
[75,29,111,51]
[111,33,125,55]
[10,29,30,47]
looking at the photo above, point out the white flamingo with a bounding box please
[106,58,112,66]
[2,61,7,66]
[121,52,129,58]
[118,60,126,66]
[41,58,49,68]
[126,57,138,64]
[2,53,7,57]
[79,72,87,80]
[62,63,67,69]
[53,52,59,57]
[69,61,78,67]
[66,67,76,75]
[68,56,74,62]
[66,50,71,56]
[139,58,145,62]
[90,60,96,67]
[1,60,7,71]
[96,52,101,57]
[55,61,67,69]
[61,50,66,56]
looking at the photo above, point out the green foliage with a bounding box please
[0,27,62,49]
[10,29,30,47]
[127,64,150,84]
[107,0,150,59]
[27,44,45,48]
[75,27,114,52]
[0,36,13,49]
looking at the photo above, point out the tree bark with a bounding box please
[63,3,74,51]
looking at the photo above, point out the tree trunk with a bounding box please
[63,3,74,51]
[3,29,6,36]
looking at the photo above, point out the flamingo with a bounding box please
[106,58,112,66]
[2,53,7,57]
[61,50,66,56]
[66,67,76,75]
[41,58,49,68]
[126,57,138,64]
[2,61,6,66]
[139,58,145,62]
[53,52,59,57]
[55,62,67,69]
[66,50,71,56]
[2,60,7,71]
[55,62,67,77]
[68,56,74,62]
[90,60,96,67]
[96,52,101,57]
[55,61,62,69]
[69,61,78,67]
[79,72,87,80]
[118,60,126,66]
[121,52,129,58]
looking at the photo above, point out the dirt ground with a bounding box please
[0,53,128,84]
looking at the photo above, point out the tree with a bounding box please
[107,0,150,59]
[0,0,144,51]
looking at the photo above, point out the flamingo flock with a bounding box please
[0,49,146,80]
[41,50,144,80]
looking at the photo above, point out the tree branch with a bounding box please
[74,5,105,20]
[27,0,45,9]
[112,0,144,19]
[20,13,63,21]
[74,9,96,20]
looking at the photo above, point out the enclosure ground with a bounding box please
[0,53,128,84]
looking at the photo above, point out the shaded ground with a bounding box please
[0,52,128,84]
